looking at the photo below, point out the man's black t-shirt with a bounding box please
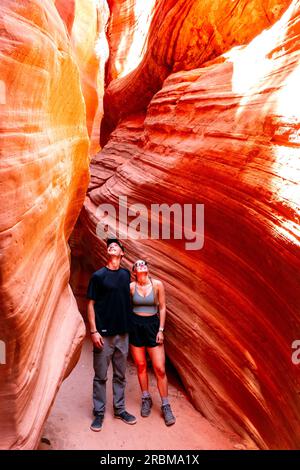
[86,266,131,336]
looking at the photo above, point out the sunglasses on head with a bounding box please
[133,260,148,270]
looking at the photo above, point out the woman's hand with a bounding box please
[156,331,164,344]
[91,332,104,349]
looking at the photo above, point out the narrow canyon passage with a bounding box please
[1,0,300,451]
[39,337,244,450]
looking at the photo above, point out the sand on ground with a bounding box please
[39,338,245,450]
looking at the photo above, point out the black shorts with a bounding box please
[129,313,160,348]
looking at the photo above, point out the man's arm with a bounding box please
[87,299,104,349]
[87,299,97,331]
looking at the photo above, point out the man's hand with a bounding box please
[91,332,104,349]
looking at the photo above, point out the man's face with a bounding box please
[107,242,123,257]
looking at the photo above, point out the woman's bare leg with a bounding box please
[147,345,168,398]
[130,345,148,391]
[147,344,175,425]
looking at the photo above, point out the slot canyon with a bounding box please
[0,0,300,450]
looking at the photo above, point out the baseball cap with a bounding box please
[106,238,125,252]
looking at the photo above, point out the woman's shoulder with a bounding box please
[151,278,163,288]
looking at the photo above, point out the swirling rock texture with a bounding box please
[101,0,290,145]
[55,0,110,155]
[105,0,157,82]
[74,0,300,449]
[0,0,90,449]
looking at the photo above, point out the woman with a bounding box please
[129,259,176,426]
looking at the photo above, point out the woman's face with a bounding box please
[134,260,148,274]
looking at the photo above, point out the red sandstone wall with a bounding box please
[1,0,299,450]
[0,0,90,449]
[75,0,300,449]
[56,0,109,155]
[101,0,290,145]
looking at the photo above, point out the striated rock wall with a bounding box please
[101,0,290,145]
[56,0,110,155]
[76,0,300,449]
[105,0,157,82]
[1,0,299,451]
[0,0,90,449]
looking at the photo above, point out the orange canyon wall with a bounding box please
[72,0,300,449]
[1,0,300,450]
[0,0,108,449]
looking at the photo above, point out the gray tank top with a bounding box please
[132,279,158,314]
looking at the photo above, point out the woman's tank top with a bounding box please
[132,278,158,314]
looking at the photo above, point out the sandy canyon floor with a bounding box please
[39,337,251,451]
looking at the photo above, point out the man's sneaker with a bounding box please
[114,410,137,425]
[141,396,153,417]
[90,415,104,432]
[161,404,176,426]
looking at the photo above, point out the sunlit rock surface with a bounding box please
[0,0,90,449]
[68,0,109,155]
[56,0,109,155]
[101,0,290,145]
[75,0,300,449]
[105,0,157,82]
[1,0,300,451]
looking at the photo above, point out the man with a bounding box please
[86,238,136,431]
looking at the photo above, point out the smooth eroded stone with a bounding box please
[56,0,109,155]
[75,0,300,449]
[101,0,290,144]
[0,0,90,449]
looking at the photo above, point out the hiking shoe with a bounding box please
[141,396,153,417]
[90,415,104,432]
[114,410,137,425]
[161,404,176,426]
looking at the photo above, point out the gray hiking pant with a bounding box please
[93,333,129,416]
